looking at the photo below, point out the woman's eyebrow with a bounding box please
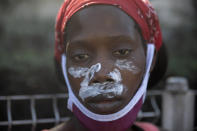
[67,40,93,50]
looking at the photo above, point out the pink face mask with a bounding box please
[61,44,155,131]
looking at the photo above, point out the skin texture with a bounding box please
[65,5,146,113]
[62,5,151,131]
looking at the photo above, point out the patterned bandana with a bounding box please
[55,0,162,62]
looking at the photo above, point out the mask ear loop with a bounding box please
[61,44,155,121]
[142,43,155,102]
[61,55,73,111]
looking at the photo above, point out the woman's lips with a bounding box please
[84,94,122,103]
[85,96,123,114]
[79,83,126,114]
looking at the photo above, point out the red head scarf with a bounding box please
[55,0,162,62]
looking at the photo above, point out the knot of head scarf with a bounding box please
[54,0,162,62]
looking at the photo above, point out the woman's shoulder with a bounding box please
[42,119,160,131]
[134,122,160,131]
[41,117,72,131]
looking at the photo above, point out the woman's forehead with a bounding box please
[64,5,139,42]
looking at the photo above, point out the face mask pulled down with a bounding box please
[61,44,155,131]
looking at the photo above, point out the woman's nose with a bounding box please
[90,64,115,84]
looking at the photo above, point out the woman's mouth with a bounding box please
[85,96,124,114]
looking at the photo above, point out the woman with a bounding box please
[45,0,163,130]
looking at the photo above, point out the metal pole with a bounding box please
[7,98,12,131]
[162,77,195,131]
[31,98,37,131]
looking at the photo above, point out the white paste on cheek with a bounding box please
[115,59,140,74]
[68,67,89,78]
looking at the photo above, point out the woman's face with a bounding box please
[64,5,146,114]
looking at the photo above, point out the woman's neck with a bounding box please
[72,116,88,131]
[71,116,134,131]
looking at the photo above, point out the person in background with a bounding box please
[43,0,166,130]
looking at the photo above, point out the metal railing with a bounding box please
[0,91,162,131]
[1,76,197,131]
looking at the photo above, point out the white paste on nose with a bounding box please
[79,68,124,101]
[108,68,122,82]
[115,59,140,74]
[68,63,125,102]
[80,63,101,87]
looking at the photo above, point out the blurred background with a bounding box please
[0,0,65,95]
[0,0,196,130]
[0,0,197,96]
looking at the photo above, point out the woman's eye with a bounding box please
[73,54,89,61]
[113,49,131,56]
